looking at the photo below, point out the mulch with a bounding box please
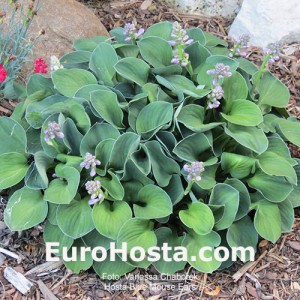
[0,0,300,299]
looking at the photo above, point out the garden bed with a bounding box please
[0,0,300,299]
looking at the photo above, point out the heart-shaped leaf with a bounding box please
[93,201,132,239]
[4,188,47,231]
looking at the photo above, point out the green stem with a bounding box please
[250,55,269,98]
[184,180,194,195]
[186,62,193,77]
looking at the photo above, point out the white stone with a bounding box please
[159,0,243,18]
[229,0,300,47]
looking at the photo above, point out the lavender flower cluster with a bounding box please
[44,121,64,142]
[263,42,281,65]
[229,34,250,58]
[80,152,101,177]
[183,161,205,182]
[206,63,232,109]
[169,22,193,67]
[80,153,104,205]
[85,180,104,205]
[123,22,144,42]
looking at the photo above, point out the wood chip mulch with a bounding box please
[0,1,300,299]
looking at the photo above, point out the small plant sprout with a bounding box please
[123,22,144,43]
[85,180,104,205]
[183,162,205,194]
[80,153,101,177]
[229,34,250,57]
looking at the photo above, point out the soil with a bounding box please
[0,1,300,299]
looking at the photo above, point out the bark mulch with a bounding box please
[1,0,300,299]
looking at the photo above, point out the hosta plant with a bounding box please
[2,21,300,277]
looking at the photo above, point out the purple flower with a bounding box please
[207,85,224,109]
[207,63,232,86]
[183,162,205,182]
[80,152,101,177]
[263,42,281,64]
[123,22,144,42]
[44,121,64,142]
[85,180,104,205]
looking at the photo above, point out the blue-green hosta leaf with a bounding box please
[0,153,29,189]
[90,90,124,129]
[227,215,258,261]
[221,99,263,126]
[258,152,297,185]
[179,202,214,235]
[114,57,150,86]
[278,200,294,233]
[138,37,173,68]
[63,239,93,273]
[57,197,95,239]
[253,200,281,243]
[173,132,212,162]
[204,32,228,47]
[95,139,115,176]
[145,140,180,187]
[52,68,97,97]
[247,171,293,203]
[187,28,206,45]
[222,72,248,104]
[221,152,257,179]
[185,42,210,71]
[109,132,140,171]
[0,117,27,155]
[177,104,205,130]
[26,74,54,96]
[209,183,239,230]
[153,228,186,274]
[236,57,258,75]
[143,21,173,40]
[182,231,221,273]
[80,123,120,155]
[117,218,157,268]
[164,174,184,205]
[133,185,172,219]
[136,101,173,137]
[224,124,268,154]
[195,164,219,190]
[224,178,250,221]
[114,44,140,58]
[286,159,300,208]
[93,250,135,279]
[48,203,58,225]
[100,171,124,200]
[62,118,83,156]
[60,50,91,66]
[44,165,80,205]
[131,145,151,175]
[82,229,112,250]
[43,222,74,256]
[73,36,109,51]
[157,75,209,98]
[93,201,132,239]
[4,188,47,231]
[256,71,290,108]
[89,42,118,86]
[276,118,300,147]
[25,151,54,189]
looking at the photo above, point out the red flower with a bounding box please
[0,64,8,83]
[34,58,48,74]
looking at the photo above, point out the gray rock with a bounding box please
[159,0,243,18]
[229,0,300,47]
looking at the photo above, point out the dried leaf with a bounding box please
[287,241,300,251]
[140,0,152,10]
[204,285,221,296]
